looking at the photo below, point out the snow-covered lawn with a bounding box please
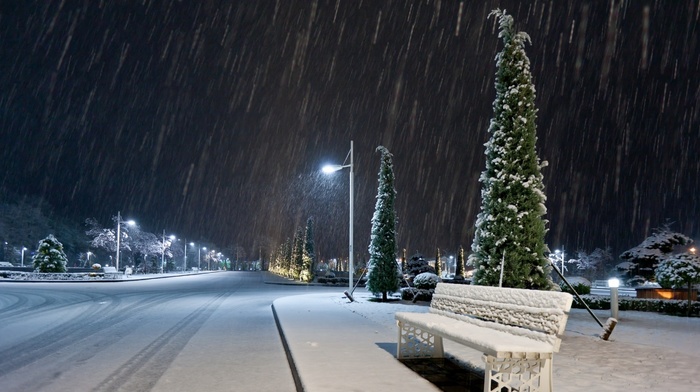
[336,291,700,391]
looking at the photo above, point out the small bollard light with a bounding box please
[608,278,620,320]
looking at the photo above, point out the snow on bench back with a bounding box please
[430,283,573,337]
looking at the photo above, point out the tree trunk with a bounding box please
[382,291,387,302]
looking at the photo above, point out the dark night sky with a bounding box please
[1,1,699,261]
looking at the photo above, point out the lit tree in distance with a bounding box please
[367,146,401,301]
[32,234,68,273]
[469,9,551,290]
[303,217,316,281]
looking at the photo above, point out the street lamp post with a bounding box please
[196,244,201,271]
[555,249,565,278]
[161,232,176,273]
[183,239,187,272]
[86,251,92,267]
[115,211,136,272]
[189,242,196,272]
[162,230,166,273]
[21,247,28,267]
[322,140,354,293]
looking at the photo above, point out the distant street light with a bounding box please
[189,242,196,272]
[192,243,202,272]
[162,231,175,273]
[115,211,136,272]
[86,251,92,266]
[183,238,187,272]
[21,247,28,267]
[322,140,354,293]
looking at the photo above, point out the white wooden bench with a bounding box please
[395,283,573,392]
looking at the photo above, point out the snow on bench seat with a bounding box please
[395,283,573,392]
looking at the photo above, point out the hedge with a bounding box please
[574,295,700,317]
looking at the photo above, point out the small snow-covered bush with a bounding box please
[560,281,591,295]
[92,263,102,270]
[299,269,314,283]
[413,272,439,289]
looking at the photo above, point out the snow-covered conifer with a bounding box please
[303,217,316,281]
[469,9,551,289]
[619,225,692,282]
[367,146,401,301]
[454,246,465,280]
[434,248,442,278]
[32,234,68,273]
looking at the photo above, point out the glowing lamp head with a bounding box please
[322,164,343,174]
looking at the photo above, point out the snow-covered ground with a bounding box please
[335,292,700,391]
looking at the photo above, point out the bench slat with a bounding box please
[432,284,573,335]
[396,312,556,358]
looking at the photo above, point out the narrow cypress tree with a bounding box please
[455,246,465,280]
[435,248,442,278]
[367,146,401,301]
[32,235,68,273]
[469,10,552,289]
[292,226,306,280]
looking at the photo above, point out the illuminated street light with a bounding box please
[21,247,28,267]
[115,211,136,272]
[162,231,176,273]
[322,140,354,293]
[608,277,620,319]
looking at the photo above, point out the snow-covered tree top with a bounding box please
[620,226,693,261]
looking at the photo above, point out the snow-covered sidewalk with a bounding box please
[344,291,700,391]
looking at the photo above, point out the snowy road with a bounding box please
[0,272,329,392]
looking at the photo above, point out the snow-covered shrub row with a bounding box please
[573,295,700,317]
[413,272,440,289]
[2,272,108,281]
[559,282,591,295]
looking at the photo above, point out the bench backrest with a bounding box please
[430,283,573,346]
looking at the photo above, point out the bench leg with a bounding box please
[483,355,552,392]
[396,320,444,359]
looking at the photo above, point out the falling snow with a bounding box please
[1,1,699,260]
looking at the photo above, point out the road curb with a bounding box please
[271,302,304,392]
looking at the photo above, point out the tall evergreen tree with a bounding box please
[435,248,442,278]
[296,218,314,282]
[32,234,68,273]
[455,246,465,280]
[469,10,551,289]
[367,146,401,301]
[292,227,305,280]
